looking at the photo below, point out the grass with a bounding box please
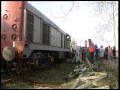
[28,62,75,84]
[3,59,118,89]
[4,61,75,89]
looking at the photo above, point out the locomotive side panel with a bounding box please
[40,19,43,44]
[58,31,61,48]
[50,26,55,46]
[33,15,41,44]
[57,30,61,48]
[57,31,60,47]
[64,36,67,49]
[62,34,65,48]
[56,30,58,47]
[54,29,57,47]
[51,27,57,47]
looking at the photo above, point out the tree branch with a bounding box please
[50,2,75,21]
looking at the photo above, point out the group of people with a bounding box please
[79,39,117,64]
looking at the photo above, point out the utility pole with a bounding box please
[112,1,116,48]
[83,38,84,47]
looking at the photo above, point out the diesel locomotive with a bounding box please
[1,1,71,74]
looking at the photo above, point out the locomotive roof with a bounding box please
[26,2,66,35]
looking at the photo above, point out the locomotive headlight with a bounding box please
[2,46,16,61]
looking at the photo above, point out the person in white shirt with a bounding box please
[99,45,105,60]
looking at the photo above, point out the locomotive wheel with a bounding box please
[35,58,41,68]
[6,59,22,76]
[28,52,41,69]
[34,53,42,69]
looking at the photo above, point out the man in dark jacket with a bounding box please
[94,44,99,63]
[113,46,116,59]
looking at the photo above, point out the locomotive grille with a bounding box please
[43,23,50,45]
[26,12,34,42]
[27,13,34,23]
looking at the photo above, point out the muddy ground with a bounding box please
[2,59,119,89]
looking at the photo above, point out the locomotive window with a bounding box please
[43,23,50,45]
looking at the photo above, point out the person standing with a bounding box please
[99,45,105,60]
[104,47,108,60]
[94,44,99,63]
[82,47,86,63]
[108,45,113,60]
[88,39,94,64]
[79,46,82,63]
[112,46,116,59]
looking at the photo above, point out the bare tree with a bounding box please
[87,1,118,48]
[50,1,79,22]
[50,1,118,47]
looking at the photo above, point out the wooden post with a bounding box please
[69,72,95,89]
[76,73,107,89]
[70,74,83,89]
[85,40,87,61]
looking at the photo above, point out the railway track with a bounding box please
[1,74,19,89]
[1,63,51,86]
[1,70,25,85]
[1,76,18,84]
[1,60,71,89]
[30,83,62,88]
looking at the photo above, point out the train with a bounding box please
[1,1,72,75]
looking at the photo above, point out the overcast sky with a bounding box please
[28,1,118,50]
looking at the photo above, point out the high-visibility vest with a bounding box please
[89,47,94,52]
